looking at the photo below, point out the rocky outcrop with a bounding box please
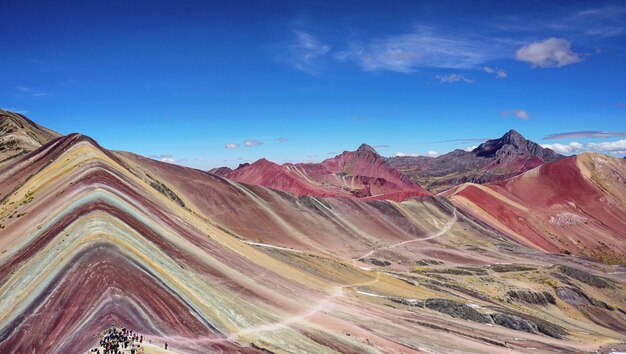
[490,313,539,334]
[0,110,60,161]
[556,286,591,306]
[424,299,491,323]
[556,286,614,310]
[506,290,556,306]
[358,258,391,267]
[147,177,186,208]
[497,311,567,339]
[490,264,536,273]
[415,259,444,266]
[558,265,613,288]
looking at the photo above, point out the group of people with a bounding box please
[89,324,168,353]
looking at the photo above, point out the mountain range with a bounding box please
[0,109,625,353]
[387,129,564,193]
[213,143,431,202]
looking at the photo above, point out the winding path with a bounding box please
[227,272,382,340]
[356,207,457,261]
[225,207,458,340]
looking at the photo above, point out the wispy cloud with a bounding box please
[244,139,263,147]
[483,66,508,78]
[515,38,583,68]
[567,6,626,39]
[275,137,289,143]
[283,30,330,74]
[426,150,440,157]
[436,138,488,144]
[225,143,239,149]
[493,5,626,40]
[464,146,478,152]
[148,154,177,163]
[16,86,51,97]
[336,26,512,72]
[436,73,474,83]
[616,102,626,107]
[543,131,626,140]
[373,144,390,148]
[501,109,531,119]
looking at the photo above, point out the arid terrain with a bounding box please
[0,110,625,353]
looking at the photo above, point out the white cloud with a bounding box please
[275,137,289,143]
[395,151,439,157]
[244,139,263,147]
[515,38,582,68]
[587,139,626,153]
[570,142,584,149]
[541,142,583,154]
[501,109,531,119]
[336,26,510,73]
[436,74,474,83]
[464,146,477,152]
[483,66,508,78]
[542,139,626,156]
[394,152,420,157]
[225,143,239,149]
[285,31,330,73]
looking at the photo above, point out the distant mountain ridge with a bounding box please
[220,143,431,201]
[387,129,564,192]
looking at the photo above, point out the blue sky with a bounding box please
[1,0,625,168]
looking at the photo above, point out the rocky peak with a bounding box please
[501,129,526,147]
[355,143,380,157]
[235,162,251,170]
[474,129,562,162]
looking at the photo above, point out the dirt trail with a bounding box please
[357,207,457,261]
[228,272,382,340]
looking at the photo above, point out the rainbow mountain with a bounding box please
[0,110,625,353]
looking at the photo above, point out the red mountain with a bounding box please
[445,152,626,263]
[222,144,431,201]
